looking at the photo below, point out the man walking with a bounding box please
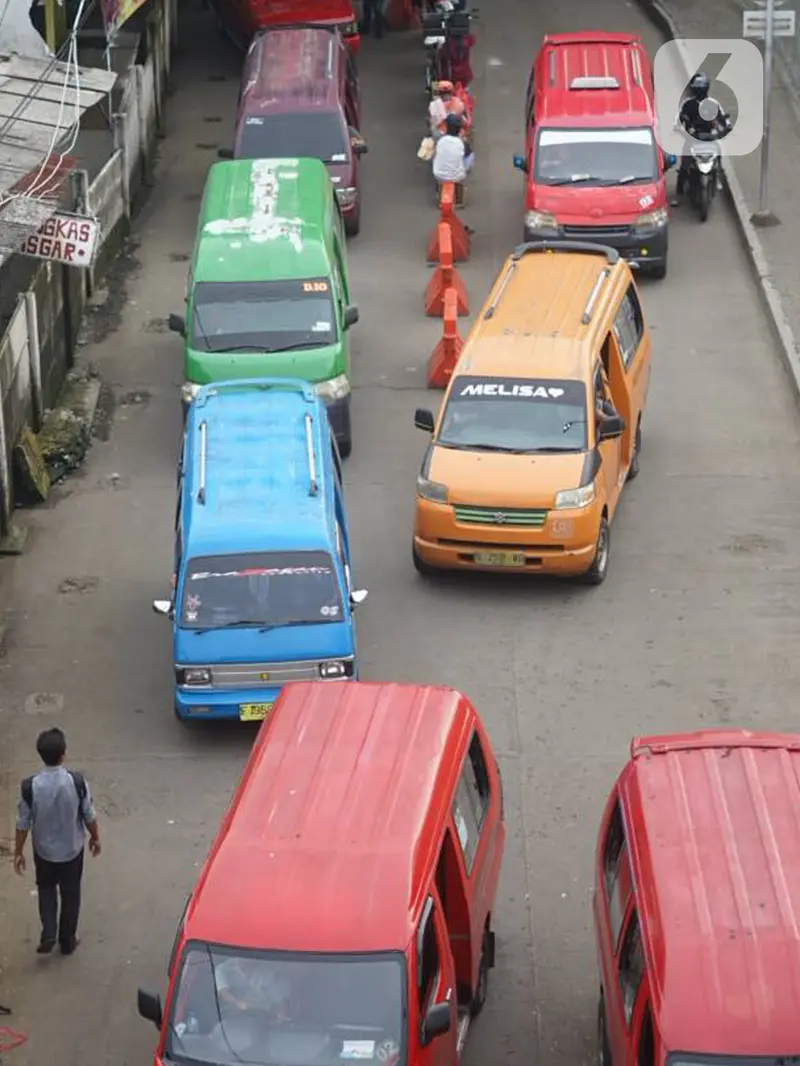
[13,728,101,955]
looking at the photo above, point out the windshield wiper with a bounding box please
[617,174,654,184]
[547,174,604,185]
[528,446,582,453]
[192,619,267,635]
[257,617,336,633]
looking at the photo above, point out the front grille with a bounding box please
[453,505,548,528]
[562,224,631,238]
[439,538,564,551]
[190,659,352,689]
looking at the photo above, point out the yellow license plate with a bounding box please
[474,551,526,567]
[239,702,274,722]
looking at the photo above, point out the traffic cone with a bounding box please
[427,288,464,388]
[424,224,468,317]
[426,181,470,262]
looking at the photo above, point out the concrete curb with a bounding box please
[633,0,800,402]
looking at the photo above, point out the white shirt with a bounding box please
[433,134,466,182]
[429,97,447,134]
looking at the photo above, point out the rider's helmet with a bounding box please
[437,79,454,96]
[444,113,462,136]
[689,71,710,100]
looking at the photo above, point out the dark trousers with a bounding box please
[360,0,384,36]
[34,849,83,948]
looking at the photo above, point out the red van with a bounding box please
[513,33,672,279]
[138,681,506,1066]
[595,730,800,1066]
[221,26,367,236]
[210,0,360,55]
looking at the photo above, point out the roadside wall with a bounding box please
[0,0,175,539]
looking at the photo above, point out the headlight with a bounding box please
[525,210,558,229]
[176,667,212,686]
[181,382,201,405]
[335,187,358,207]
[315,374,351,401]
[554,483,595,510]
[634,207,668,229]
[319,660,353,679]
[416,474,448,503]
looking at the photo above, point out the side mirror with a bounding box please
[217,147,234,159]
[663,151,677,171]
[168,313,186,337]
[422,1002,451,1044]
[597,415,626,441]
[349,129,368,155]
[513,154,528,173]
[344,305,359,329]
[137,988,163,1029]
[350,589,368,608]
[414,408,435,433]
[153,599,172,617]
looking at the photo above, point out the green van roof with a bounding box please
[193,157,333,283]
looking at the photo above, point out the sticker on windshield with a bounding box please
[190,566,332,580]
[376,1042,400,1064]
[312,321,331,332]
[320,604,340,617]
[303,280,329,292]
[450,376,585,404]
[341,1041,375,1059]
[331,153,347,162]
[245,116,264,124]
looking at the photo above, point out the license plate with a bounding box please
[473,551,526,567]
[239,702,274,722]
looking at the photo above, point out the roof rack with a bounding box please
[196,379,317,405]
[581,268,611,325]
[197,420,208,505]
[629,49,642,86]
[304,413,319,497]
[483,260,518,320]
[570,75,619,90]
[326,36,335,76]
[511,240,620,263]
[631,732,800,758]
[548,49,556,86]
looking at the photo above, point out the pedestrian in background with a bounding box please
[13,727,101,956]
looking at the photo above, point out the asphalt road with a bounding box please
[3,1,800,1064]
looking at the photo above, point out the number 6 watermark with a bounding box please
[653,39,764,156]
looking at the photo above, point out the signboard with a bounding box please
[18,212,99,266]
[743,8,796,36]
[100,0,149,38]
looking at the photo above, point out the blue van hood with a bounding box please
[174,621,354,665]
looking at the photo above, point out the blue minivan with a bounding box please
[152,378,368,721]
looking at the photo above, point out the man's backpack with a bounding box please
[21,771,88,822]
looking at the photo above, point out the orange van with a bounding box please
[412,240,651,585]
[137,680,506,1066]
[595,730,800,1066]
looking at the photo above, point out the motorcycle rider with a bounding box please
[676,71,732,197]
[428,80,466,139]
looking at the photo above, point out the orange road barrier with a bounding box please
[424,224,468,317]
[426,181,470,263]
[427,288,464,388]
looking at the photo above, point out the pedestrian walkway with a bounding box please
[636,0,800,390]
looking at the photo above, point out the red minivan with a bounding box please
[513,33,672,279]
[595,730,800,1066]
[209,0,360,55]
[138,680,506,1066]
[220,26,367,236]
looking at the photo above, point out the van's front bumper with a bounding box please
[523,223,668,270]
[414,499,600,576]
[175,677,358,721]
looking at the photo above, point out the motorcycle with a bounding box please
[687,140,721,222]
[422,0,477,98]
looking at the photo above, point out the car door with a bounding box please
[414,896,458,1066]
[593,362,622,513]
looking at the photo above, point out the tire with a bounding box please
[699,176,710,222]
[338,434,352,460]
[598,994,612,1066]
[470,929,491,1017]
[412,544,434,577]
[649,255,667,280]
[627,423,642,481]
[580,517,610,586]
[345,203,361,238]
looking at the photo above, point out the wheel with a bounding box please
[580,517,610,585]
[649,255,667,280]
[412,544,434,576]
[470,929,491,1017]
[344,203,361,238]
[627,423,642,481]
[338,434,352,460]
[598,994,612,1066]
[699,177,710,222]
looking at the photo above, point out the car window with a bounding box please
[452,733,491,874]
[613,286,644,369]
[603,802,631,950]
[618,910,645,1028]
[418,899,440,1011]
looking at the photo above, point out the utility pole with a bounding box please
[744,0,795,225]
[43,0,67,54]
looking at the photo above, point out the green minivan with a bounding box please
[169,157,359,456]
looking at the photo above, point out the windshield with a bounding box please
[165,945,406,1066]
[180,551,344,629]
[238,113,350,164]
[438,376,588,452]
[535,126,658,185]
[191,279,336,353]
